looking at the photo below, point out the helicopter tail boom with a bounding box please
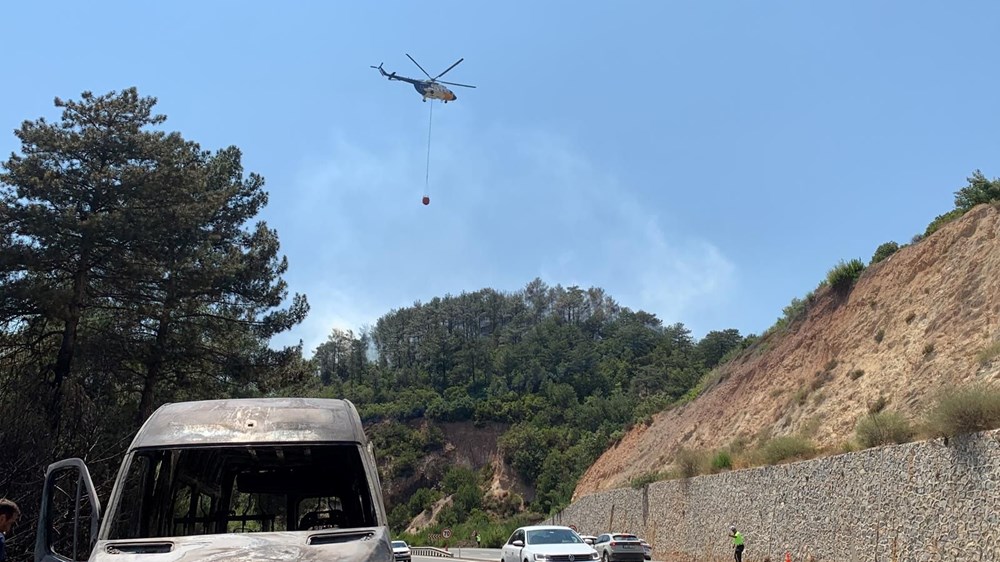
[371,64,400,80]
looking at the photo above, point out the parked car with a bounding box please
[502,525,599,562]
[392,540,412,562]
[593,533,645,562]
[580,535,598,546]
[639,539,651,560]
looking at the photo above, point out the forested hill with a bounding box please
[308,280,750,522]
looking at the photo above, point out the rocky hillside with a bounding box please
[574,203,1000,498]
[379,419,533,531]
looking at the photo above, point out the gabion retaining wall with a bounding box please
[546,430,999,561]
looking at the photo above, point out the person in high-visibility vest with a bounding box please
[729,526,745,562]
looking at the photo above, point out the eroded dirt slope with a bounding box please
[575,203,1000,498]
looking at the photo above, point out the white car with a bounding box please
[502,526,599,562]
[580,535,598,546]
[392,540,411,562]
[593,533,644,562]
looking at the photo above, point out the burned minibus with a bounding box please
[34,398,392,562]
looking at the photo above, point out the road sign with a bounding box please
[569,525,577,531]
[442,528,452,539]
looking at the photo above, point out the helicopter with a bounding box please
[371,54,476,103]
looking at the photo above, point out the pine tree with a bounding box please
[0,89,309,423]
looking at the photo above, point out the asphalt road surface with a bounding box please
[415,548,659,562]
[414,548,500,562]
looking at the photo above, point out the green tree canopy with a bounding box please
[0,88,308,423]
[954,170,1000,211]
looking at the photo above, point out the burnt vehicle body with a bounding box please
[34,398,391,562]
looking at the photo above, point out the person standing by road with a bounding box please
[729,526,745,562]
[0,499,20,562]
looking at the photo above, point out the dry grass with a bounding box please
[675,447,709,478]
[925,384,1000,437]
[976,340,1000,366]
[758,435,817,464]
[855,411,915,448]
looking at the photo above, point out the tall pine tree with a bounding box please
[0,88,309,424]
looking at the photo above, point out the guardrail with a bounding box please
[411,547,454,558]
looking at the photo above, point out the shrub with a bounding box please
[868,394,889,414]
[758,436,816,464]
[482,491,523,519]
[826,259,866,292]
[870,241,900,265]
[799,416,822,438]
[925,384,1000,437]
[924,208,965,238]
[767,295,812,335]
[442,466,478,494]
[675,448,708,478]
[793,386,810,406]
[874,329,885,343]
[855,411,915,448]
[905,311,916,324]
[711,450,732,472]
[849,369,865,381]
[727,435,749,455]
[811,370,833,392]
[923,343,935,356]
[838,440,860,454]
[976,340,1000,366]
[781,296,808,325]
[629,471,665,489]
[680,368,727,404]
[954,169,1000,211]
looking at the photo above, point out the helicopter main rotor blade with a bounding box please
[434,58,465,80]
[438,80,477,89]
[406,53,433,80]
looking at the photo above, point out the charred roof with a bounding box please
[130,398,366,449]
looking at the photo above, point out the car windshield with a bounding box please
[108,444,378,539]
[527,529,584,545]
[393,541,408,548]
[613,534,638,541]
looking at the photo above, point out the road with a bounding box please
[414,548,500,562]
[415,548,659,562]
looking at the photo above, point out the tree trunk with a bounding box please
[137,355,162,424]
[49,262,89,428]
[138,310,171,423]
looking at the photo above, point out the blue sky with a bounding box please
[3,2,998,356]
